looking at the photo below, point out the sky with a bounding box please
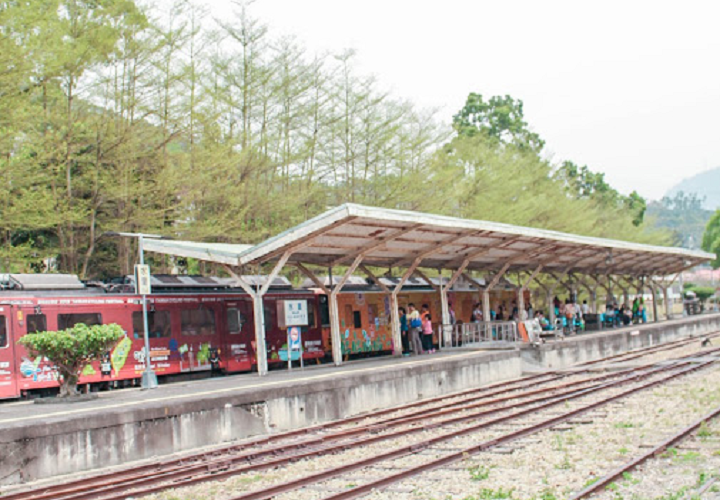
[182,0,720,201]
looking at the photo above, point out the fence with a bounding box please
[438,321,519,349]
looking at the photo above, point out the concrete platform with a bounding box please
[1,313,718,486]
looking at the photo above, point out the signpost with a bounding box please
[136,235,158,390]
[287,326,303,371]
[284,300,308,371]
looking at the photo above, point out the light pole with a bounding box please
[104,231,167,389]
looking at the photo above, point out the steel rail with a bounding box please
[7,341,717,500]
[1,371,559,500]
[31,349,720,500]
[316,360,716,500]
[29,367,636,500]
[569,402,720,499]
[222,359,712,500]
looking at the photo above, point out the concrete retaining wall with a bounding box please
[0,350,520,485]
[520,313,720,370]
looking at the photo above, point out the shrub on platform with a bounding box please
[18,323,124,397]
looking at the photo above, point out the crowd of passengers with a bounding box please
[533,296,649,332]
[396,295,649,354]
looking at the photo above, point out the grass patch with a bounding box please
[468,464,492,481]
[675,451,703,464]
[614,422,635,429]
[582,477,599,489]
[697,421,713,439]
[474,488,514,499]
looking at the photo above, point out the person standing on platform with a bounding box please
[399,307,410,355]
[472,302,483,322]
[408,303,424,355]
[421,304,434,353]
[582,300,590,316]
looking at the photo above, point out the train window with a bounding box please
[181,308,216,336]
[368,304,377,326]
[132,311,171,339]
[227,308,244,334]
[307,304,316,328]
[27,314,47,334]
[0,316,6,348]
[319,295,330,327]
[344,304,353,328]
[353,311,362,329]
[58,313,102,330]
[263,304,275,330]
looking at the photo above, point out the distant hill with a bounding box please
[666,167,720,210]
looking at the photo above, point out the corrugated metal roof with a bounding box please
[143,239,253,266]
[142,204,715,276]
[7,274,85,290]
[236,204,713,275]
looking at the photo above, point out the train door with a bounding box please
[222,299,254,372]
[0,305,19,399]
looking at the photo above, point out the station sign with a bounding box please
[283,299,308,326]
[134,264,152,295]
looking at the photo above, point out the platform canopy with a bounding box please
[154,204,712,276]
[143,239,253,266]
[140,204,715,376]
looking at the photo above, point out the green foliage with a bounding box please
[582,477,600,489]
[453,93,544,152]
[18,323,124,396]
[702,209,720,268]
[474,488,514,499]
[555,161,647,226]
[0,1,672,278]
[687,286,716,302]
[649,191,713,248]
[614,422,635,428]
[468,464,492,481]
[697,421,713,439]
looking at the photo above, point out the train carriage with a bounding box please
[0,274,325,399]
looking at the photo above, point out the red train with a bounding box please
[0,274,328,400]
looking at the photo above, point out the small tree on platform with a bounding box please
[18,323,124,397]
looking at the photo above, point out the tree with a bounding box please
[555,161,647,226]
[17,323,124,397]
[702,209,720,268]
[452,93,544,152]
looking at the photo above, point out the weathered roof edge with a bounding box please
[236,203,715,266]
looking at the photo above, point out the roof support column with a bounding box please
[437,263,470,347]
[647,278,660,323]
[517,266,542,321]
[662,284,672,320]
[390,257,424,355]
[572,274,597,314]
[650,273,681,321]
[587,274,612,312]
[532,279,554,322]
[329,255,365,366]
[608,275,629,307]
[224,251,292,377]
[485,263,511,324]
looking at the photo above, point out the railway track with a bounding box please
[231,358,717,500]
[3,337,718,500]
[570,402,720,499]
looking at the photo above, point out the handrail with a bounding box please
[438,321,519,349]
